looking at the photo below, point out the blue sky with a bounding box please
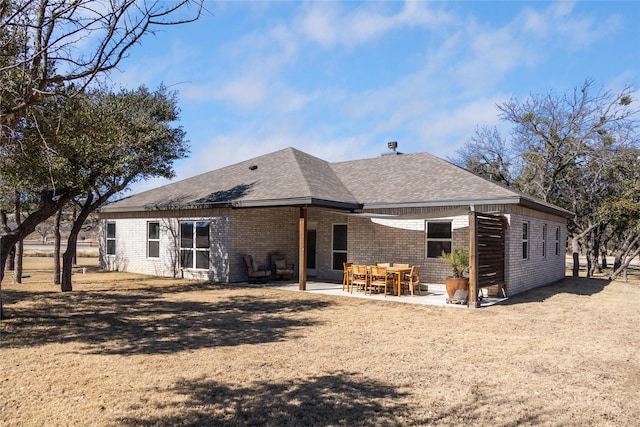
[112,1,640,195]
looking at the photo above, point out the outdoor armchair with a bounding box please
[271,252,294,280]
[244,255,272,283]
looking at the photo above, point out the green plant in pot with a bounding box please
[440,248,470,299]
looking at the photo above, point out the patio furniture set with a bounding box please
[342,262,421,297]
[244,253,295,283]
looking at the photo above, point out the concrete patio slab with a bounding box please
[241,280,507,308]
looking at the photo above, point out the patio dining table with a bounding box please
[345,264,412,296]
[384,266,412,296]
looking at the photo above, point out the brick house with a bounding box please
[98,147,572,298]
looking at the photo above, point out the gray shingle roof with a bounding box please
[102,147,358,212]
[101,147,572,218]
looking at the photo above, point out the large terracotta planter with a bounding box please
[445,277,469,299]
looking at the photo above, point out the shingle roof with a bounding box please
[102,147,358,212]
[101,147,572,217]
[331,151,517,205]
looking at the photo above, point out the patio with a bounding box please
[242,280,507,308]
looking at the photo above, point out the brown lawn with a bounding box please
[1,256,639,426]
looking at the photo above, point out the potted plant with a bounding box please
[440,248,470,299]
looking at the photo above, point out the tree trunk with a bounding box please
[61,194,94,292]
[0,235,19,318]
[53,209,62,285]
[6,246,16,271]
[610,245,640,281]
[13,192,23,284]
[0,191,72,317]
[13,241,23,284]
[572,236,580,277]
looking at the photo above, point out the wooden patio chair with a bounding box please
[243,255,272,283]
[350,264,368,294]
[342,262,353,292]
[400,265,421,296]
[368,265,393,296]
[394,263,409,268]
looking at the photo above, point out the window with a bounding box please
[180,221,210,269]
[522,222,529,259]
[106,222,116,255]
[542,224,547,257]
[426,221,452,258]
[332,224,347,270]
[555,226,561,256]
[148,222,160,258]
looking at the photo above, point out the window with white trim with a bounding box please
[426,221,452,258]
[522,222,529,259]
[180,221,210,269]
[106,222,116,255]
[332,224,347,270]
[555,226,561,256]
[148,222,160,258]
[542,223,547,257]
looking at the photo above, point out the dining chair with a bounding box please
[394,263,409,268]
[350,265,369,293]
[400,265,421,296]
[342,262,353,292]
[368,265,393,296]
[376,262,390,267]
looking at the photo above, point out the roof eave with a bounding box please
[363,197,574,218]
[99,197,361,213]
[362,197,520,210]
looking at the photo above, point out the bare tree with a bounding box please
[1,0,204,133]
[450,125,514,186]
[497,79,638,276]
[0,0,203,317]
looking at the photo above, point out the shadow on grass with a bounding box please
[497,275,612,306]
[117,372,411,427]
[2,282,331,355]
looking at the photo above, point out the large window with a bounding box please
[426,221,452,258]
[332,224,347,270]
[148,222,160,258]
[106,222,116,255]
[522,222,529,259]
[180,221,210,269]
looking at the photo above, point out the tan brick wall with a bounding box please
[503,206,567,295]
[100,204,567,292]
[228,207,299,282]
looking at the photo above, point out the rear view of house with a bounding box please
[98,147,572,299]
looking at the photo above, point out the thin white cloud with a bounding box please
[297,1,454,48]
[519,2,623,50]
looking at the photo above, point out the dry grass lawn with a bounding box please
[1,256,639,426]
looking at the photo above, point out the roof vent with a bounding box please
[249,165,258,170]
[382,141,400,156]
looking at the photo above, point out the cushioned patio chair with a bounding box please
[244,255,272,283]
[271,252,294,280]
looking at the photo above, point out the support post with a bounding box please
[468,211,480,308]
[298,207,307,291]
